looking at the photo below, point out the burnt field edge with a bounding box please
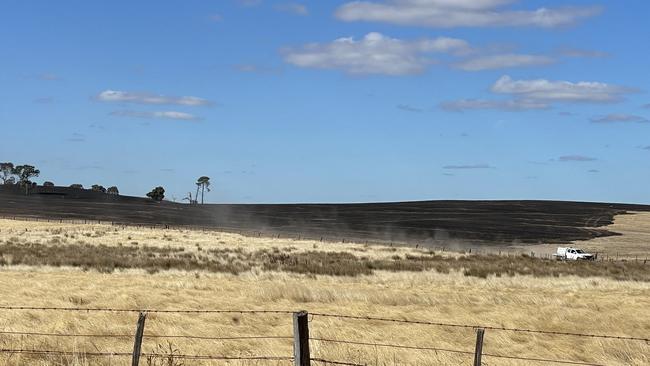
[1,186,649,246]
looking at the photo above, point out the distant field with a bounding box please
[3,186,650,246]
[0,216,648,365]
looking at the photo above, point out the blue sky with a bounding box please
[1,0,649,204]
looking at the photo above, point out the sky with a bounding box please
[1,0,649,204]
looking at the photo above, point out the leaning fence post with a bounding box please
[132,312,147,366]
[474,328,485,366]
[293,311,310,366]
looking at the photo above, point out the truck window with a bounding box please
[576,250,584,253]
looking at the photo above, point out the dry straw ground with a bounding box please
[0,213,648,365]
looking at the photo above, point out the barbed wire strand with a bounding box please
[141,353,293,361]
[0,330,130,338]
[311,358,366,366]
[309,312,649,342]
[0,349,293,361]
[0,349,131,357]
[0,306,293,315]
[311,338,613,365]
[482,352,607,366]
[310,338,473,355]
[0,330,292,342]
[0,306,646,341]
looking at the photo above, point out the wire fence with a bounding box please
[0,306,646,365]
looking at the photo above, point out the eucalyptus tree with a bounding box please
[13,165,40,194]
[196,176,211,204]
[91,184,107,193]
[0,162,14,184]
[146,186,165,201]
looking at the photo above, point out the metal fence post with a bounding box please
[474,328,485,366]
[293,311,310,366]
[132,312,147,366]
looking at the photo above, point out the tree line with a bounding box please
[1,162,119,196]
[1,162,213,204]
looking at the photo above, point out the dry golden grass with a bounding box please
[522,211,650,260]
[0,215,648,365]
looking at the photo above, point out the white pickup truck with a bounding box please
[555,247,596,261]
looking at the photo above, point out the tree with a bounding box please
[13,165,40,194]
[147,186,165,202]
[70,184,83,189]
[43,181,55,187]
[107,186,119,195]
[196,176,211,204]
[91,184,107,193]
[0,162,14,184]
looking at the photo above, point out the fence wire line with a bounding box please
[1,306,646,342]
[311,337,620,366]
[312,358,366,366]
[482,352,607,366]
[0,349,131,357]
[310,338,474,355]
[0,305,293,315]
[0,349,293,361]
[0,330,292,342]
[309,312,649,342]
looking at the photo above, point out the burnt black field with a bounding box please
[1,185,649,246]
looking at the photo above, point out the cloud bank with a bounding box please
[284,32,470,75]
[110,110,201,121]
[443,164,494,169]
[453,54,554,71]
[335,0,601,28]
[96,90,212,106]
[590,114,648,124]
[441,75,636,111]
[558,155,597,162]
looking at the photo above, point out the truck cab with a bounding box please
[556,247,595,261]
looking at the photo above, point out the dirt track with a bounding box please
[1,186,649,245]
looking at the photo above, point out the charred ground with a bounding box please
[1,185,649,246]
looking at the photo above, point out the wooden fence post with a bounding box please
[132,312,147,366]
[293,311,310,366]
[474,328,485,366]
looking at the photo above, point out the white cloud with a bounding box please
[558,155,597,162]
[283,32,470,75]
[335,0,601,28]
[443,164,495,169]
[491,75,634,103]
[110,110,201,121]
[454,54,554,71]
[441,76,635,112]
[440,98,548,111]
[275,3,308,15]
[590,114,648,123]
[96,90,212,106]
